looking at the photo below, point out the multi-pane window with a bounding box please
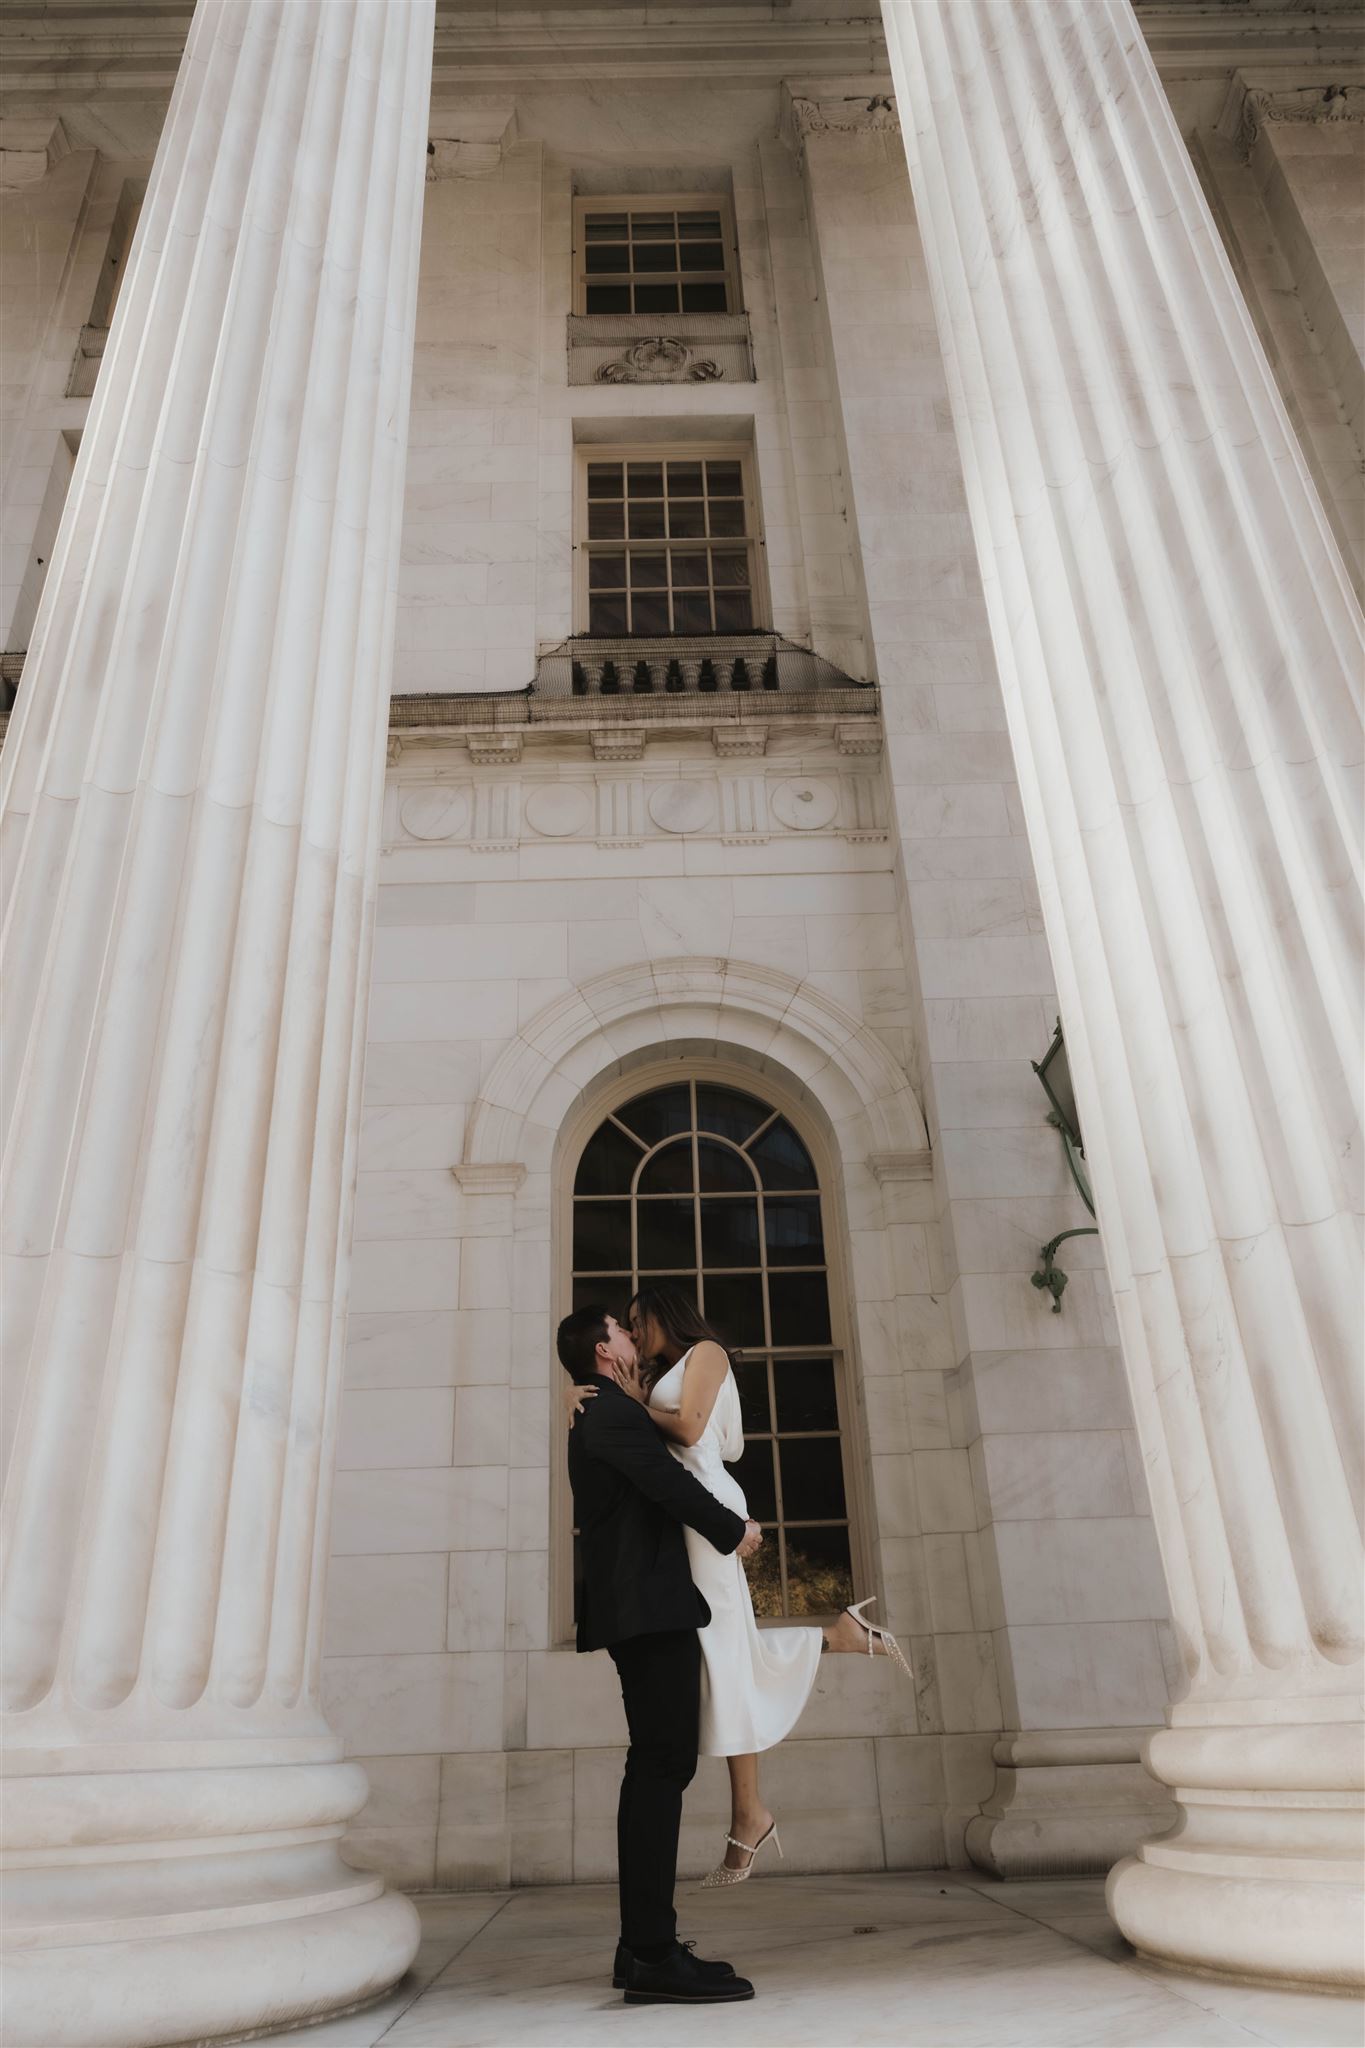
[570,1080,855,1620]
[575,196,736,315]
[580,453,759,635]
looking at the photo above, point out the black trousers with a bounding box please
[607,1627,701,1955]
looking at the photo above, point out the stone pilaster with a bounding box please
[883,0,1363,1989]
[0,2,434,2043]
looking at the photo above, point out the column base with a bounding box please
[5,1885,420,2048]
[1,1750,422,2048]
[965,1729,1175,1879]
[1106,1720,1365,1992]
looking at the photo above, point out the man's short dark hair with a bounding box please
[557,1304,611,1381]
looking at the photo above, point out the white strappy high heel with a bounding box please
[844,1596,914,1680]
[698,1819,783,1888]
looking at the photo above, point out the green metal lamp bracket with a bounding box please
[1031,1225,1100,1313]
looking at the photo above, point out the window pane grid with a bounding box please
[584,457,755,637]
[581,205,731,315]
[570,1078,852,1619]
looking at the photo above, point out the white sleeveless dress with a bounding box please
[651,1350,823,1758]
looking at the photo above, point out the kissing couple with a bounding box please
[557,1282,911,2006]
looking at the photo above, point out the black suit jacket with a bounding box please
[567,1378,748,1652]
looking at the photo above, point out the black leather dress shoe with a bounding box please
[617,1942,755,2004]
[612,1939,736,1989]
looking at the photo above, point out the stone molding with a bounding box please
[0,115,69,188]
[868,1149,934,1184]
[385,759,887,850]
[426,106,516,180]
[790,92,899,139]
[1216,72,1364,160]
[467,731,523,766]
[450,1162,526,1194]
[595,337,721,384]
[966,1726,1175,1881]
[463,957,929,1172]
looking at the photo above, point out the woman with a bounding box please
[566,1283,910,1888]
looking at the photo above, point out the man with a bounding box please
[556,1305,763,2006]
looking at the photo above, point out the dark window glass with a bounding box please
[629,553,668,588]
[779,1437,847,1522]
[628,501,667,540]
[703,1271,765,1348]
[617,1086,692,1144]
[707,460,744,495]
[699,1197,760,1269]
[667,462,703,496]
[632,242,676,273]
[585,243,627,274]
[708,498,746,536]
[671,551,709,588]
[636,1137,695,1193]
[750,1118,817,1190]
[734,1357,772,1434]
[696,1139,754,1192]
[587,464,623,498]
[588,594,627,635]
[696,1086,770,1145]
[713,592,753,632]
[638,1273,699,1312]
[631,592,670,636]
[732,1438,777,1522]
[632,214,673,238]
[573,1200,632,1272]
[585,285,632,313]
[679,240,725,271]
[635,1197,695,1271]
[574,1120,644,1195]
[784,1526,854,1617]
[769,1272,831,1347]
[674,593,713,633]
[588,553,625,590]
[667,501,707,540]
[627,463,663,497]
[711,552,750,588]
[585,214,627,238]
[681,280,730,313]
[635,283,681,313]
[764,1195,824,1266]
[679,213,722,237]
[773,1357,840,1433]
[572,1273,628,1314]
[587,500,624,540]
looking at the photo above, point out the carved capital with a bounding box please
[787,91,899,157]
[1217,76,1362,160]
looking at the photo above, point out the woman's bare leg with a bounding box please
[823,1610,889,1655]
[723,1753,773,1871]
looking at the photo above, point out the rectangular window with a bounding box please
[576,447,763,636]
[573,193,739,316]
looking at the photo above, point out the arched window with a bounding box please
[570,1078,856,1620]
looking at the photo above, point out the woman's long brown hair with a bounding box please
[628,1283,733,1393]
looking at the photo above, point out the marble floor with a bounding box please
[264,1874,1364,2048]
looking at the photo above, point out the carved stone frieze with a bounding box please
[790,92,899,139]
[467,730,523,766]
[595,337,722,385]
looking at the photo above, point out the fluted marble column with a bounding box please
[0,3,433,2042]
[882,0,1363,1991]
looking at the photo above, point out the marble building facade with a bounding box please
[0,4,1360,2046]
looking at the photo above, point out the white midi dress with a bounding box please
[651,1350,823,1758]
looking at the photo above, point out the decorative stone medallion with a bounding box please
[770,778,838,831]
[647,780,718,834]
[595,337,722,384]
[523,783,594,838]
[399,784,472,841]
